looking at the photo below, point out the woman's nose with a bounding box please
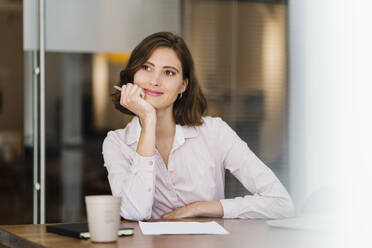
[150,72,161,86]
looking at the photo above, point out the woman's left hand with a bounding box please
[161,201,224,219]
[161,202,199,219]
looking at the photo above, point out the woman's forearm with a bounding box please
[194,201,224,217]
[136,113,156,157]
[162,201,224,219]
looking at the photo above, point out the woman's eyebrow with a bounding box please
[146,60,180,73]
[145,61,155,67]
[163,66,179,73]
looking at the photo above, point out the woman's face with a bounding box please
[133,47,188,112]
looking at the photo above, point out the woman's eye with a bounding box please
[165,70,175,76]
[143,65,151,71]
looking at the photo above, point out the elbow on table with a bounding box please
[120,207,152,221]
[275,196,295,218]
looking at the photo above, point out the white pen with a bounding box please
[114,85,122,92]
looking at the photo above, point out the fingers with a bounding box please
[161,213,174,220]
[120,83,139,107]
[160,208,185,220]
[127,83,138,96]
[131,84,145,99]
[137,87,145,99]
[119,84,128,107]
[119,83,156,118]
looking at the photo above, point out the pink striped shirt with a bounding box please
[102,116,294,220]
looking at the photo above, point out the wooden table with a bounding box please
[0,218,333,248]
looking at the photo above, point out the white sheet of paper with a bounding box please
[139,221,229,235]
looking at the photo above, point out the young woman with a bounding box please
[103,32,294,220]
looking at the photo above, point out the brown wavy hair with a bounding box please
[112,32,207,126]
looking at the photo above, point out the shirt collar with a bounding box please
[125,116,198,146]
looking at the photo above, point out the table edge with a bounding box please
[0,226,45,248]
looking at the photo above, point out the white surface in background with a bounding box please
[267,214,336,232]
[289,0,352,208]
[23,0,181,53]
[139,221,229,235]
[289,1,372,247]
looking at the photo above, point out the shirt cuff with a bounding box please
[131,152,156,174]
[220,199,238,219]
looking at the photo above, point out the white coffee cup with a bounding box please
[85,195,121,242]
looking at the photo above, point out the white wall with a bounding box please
[289,0,372,247]
[289,0,352,208]
[24,0,181,53]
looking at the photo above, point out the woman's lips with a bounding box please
[144,89,164,96]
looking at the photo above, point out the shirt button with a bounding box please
[148,187,152,192]
[148,161,153,166]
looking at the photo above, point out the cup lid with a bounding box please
[85,195,121,204]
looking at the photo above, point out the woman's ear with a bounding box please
[182,78,189,93]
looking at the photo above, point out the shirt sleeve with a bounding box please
[215,119,295,219]
[102,131,156,221]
